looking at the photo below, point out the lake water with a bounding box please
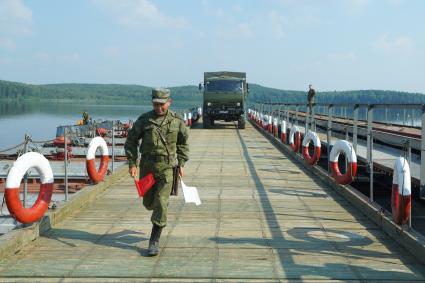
[0,100,196,150]
[1,100,421,151]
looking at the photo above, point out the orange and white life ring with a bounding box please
[330,140,357,185]
[302,131,321,165]
[280,120,287,143]
[183,113,188,126]
[5,152,54,224]
[392,157,411,225]
[273,117,278,137]
[267,116,273,133]
[86,137,109,184]
[289,126,301,152]
[188,112,192,126]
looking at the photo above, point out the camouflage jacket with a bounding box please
[124,110,189,170]
[307,89,316,104]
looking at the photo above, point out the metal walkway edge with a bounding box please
[0,121,424,282]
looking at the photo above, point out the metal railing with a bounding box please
[250,102,425,229]
[0,124,121,207]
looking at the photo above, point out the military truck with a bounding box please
[200,71,248,129]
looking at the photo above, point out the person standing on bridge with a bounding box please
[124,88,190,256]
[307,84,316,129]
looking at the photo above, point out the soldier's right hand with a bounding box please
[129,167,137,178]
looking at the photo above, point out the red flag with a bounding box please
[134,173,156,197]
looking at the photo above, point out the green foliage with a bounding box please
[247,83,425,104]
[0,80,201,105]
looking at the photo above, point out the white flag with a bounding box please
[181,180,201,205]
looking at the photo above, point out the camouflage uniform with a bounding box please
[82,111,89,125]
[124,89,190,228]
[308,85,315,106]
[307,85,316,129]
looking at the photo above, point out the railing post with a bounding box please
[295,105,299,126]
[367,105,374,202]
[306,104,310,133]
[407,138,411,166]
[421,104,425,200]
[285,105,289,134]
[112,121,115,173]
[406,138,412,228]
[312,103,316,132]
[403,108,406,125]
[385,108,388,124]
[411,109,415,127]
[278,104,282,137]
[64,127,68,201]
[353,105,359,152]
[327,105,333,173]
[23,134,28,208]
[345,126,349,172]
[270,103,273,118]
[278,104,282,120]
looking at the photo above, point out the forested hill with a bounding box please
[0,80,201,104]
[248,84,425,104]
[1,79,424,104]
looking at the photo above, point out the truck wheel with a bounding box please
[238,117,245,129]
[203,115,210,129]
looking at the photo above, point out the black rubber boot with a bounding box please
[148,224,162,256]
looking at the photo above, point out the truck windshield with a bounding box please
[206,80,242,92]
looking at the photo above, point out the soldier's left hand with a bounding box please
[179,167,184,177]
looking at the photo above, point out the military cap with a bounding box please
[152,88,171,103]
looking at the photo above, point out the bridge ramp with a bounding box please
[0,122,424,282]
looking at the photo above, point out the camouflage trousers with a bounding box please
[140,165,173,227]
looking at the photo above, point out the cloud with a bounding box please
[347,0,369,5]
[232,5,241,13]
[235,23,254,38]
[387,0,402,5]
[93,0,187,29]
[0,0,32,35]
[339,0,369,15]
[269,10,287,39]
[33,52,80,64]
[216,23,254,39]
[0,38,16,50]
[201,0,225,17]
[102,46,120,57]
[372,33,416,55]
[327,52,356,62]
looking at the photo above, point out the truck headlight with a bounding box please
[207,102,211,106]
[236,102,241,106]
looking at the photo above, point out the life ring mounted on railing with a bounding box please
[329,140,357,185]
[273,117,278,137]
[302,131,321,165]
[5,152,54,224]
[392,157,411,225]
[86,137,109,184]
[289,126,301,152]
[267,115,272,133]
[280,120,286,143]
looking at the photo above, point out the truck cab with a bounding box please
[201,71,248,129]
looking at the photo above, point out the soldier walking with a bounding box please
[124,88,189,256]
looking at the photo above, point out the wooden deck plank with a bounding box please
[0,121,424,281]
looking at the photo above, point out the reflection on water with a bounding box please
[0,100,196,149]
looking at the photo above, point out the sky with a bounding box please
[0,0,424,93]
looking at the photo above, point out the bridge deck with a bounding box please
[0,122,424,282]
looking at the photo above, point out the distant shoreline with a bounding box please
[0,98,201,106]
